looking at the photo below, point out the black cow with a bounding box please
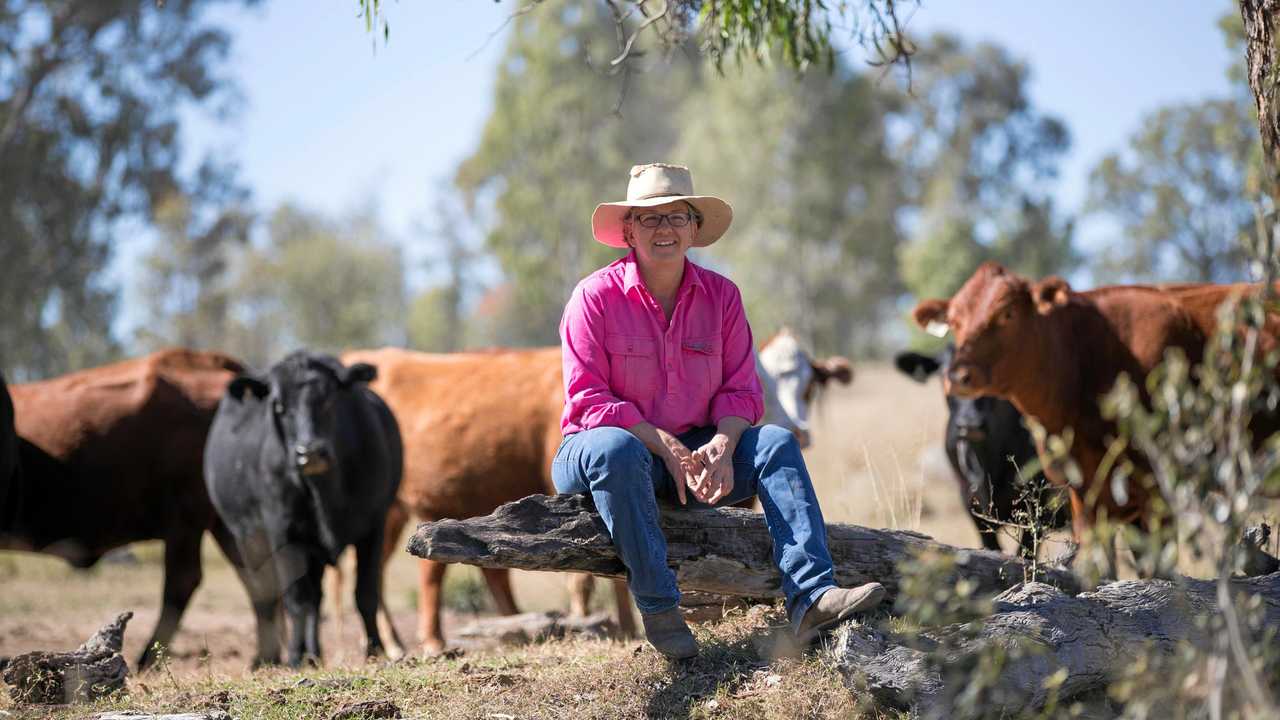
[204,351,402,667]
[895,348,1067,558]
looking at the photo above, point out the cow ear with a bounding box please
[1032,276,1071,315]
[228,376,269,401]
[340,363,377,387]
[812,356,853,386]
[912,299,950,337]
[894,352,940,383]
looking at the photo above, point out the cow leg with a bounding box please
[326,557,347,646]
[481,567,519,616]
[418,558,448,655]
[566,572,593,616]
[375,501,410,657]
[284,555,325,667]
[354,528,386,659]
[137,530,203,671]
[610,578,636,639]
[209,521,284,667]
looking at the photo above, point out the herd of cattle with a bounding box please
[2,260,1278,670]
[0,328,850,668]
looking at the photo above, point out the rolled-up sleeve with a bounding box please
[560,284,646,431]
[710,284,764,425]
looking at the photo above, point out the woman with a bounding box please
[553,163,884,659]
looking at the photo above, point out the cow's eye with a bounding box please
[1000,308,1014,324]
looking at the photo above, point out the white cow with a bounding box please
[756,327,853,448]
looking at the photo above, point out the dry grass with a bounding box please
[1,606,903,720]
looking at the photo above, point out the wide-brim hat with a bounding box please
[591,163,733,248]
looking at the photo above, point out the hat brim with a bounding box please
[591,195,733,249]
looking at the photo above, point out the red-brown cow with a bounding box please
[1,349,245,669]
[912,262,1280,543]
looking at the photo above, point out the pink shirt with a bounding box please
[560,251,764,435]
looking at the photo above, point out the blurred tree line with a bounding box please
[0,0,1257,378]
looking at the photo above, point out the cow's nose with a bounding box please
[294,443,331,474]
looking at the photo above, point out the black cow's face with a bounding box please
[229,352,376,478]
[896,347,1024,446]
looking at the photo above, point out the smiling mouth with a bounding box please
[654,240,676,248]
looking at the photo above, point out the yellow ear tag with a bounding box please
[925,321,950,338]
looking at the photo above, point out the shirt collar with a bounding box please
[621,251,705,296]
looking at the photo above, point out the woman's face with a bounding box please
[625,200,698,268]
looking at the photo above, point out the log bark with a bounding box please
[833,573,1280,717]
[3,612,131,705]
[406,494,1082,602]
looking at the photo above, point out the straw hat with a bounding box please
[591,163,733,248]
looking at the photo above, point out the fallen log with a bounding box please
[3,612,131,705]
[832,573,1280,716]
[406,494,1082,602]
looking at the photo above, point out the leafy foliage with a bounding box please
[357,0,918,72]
[454,0,692,345]
[0,0,256,379]
[1087,99,1260,282]
[896,34,1076,305]
[679,58,904,355]
[229,204,407,368]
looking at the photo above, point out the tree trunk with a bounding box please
[405,494,1082,602]
[833,573,1280,717]
[1241,0,1280,172]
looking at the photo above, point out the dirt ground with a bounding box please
[0,362,1047,682]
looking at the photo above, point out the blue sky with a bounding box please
[110,0,1239,334]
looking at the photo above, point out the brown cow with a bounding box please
[1,349,245,669]
[912,261,1280,543]
[343,337,853,654]
[338,346,623,654]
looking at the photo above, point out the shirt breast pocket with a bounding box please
[682,334,723,395]
[605,334,659,400]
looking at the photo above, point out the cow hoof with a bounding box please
[251,656,282,670]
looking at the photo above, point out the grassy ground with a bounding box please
[0,362,1120,717]
[3,605,908,720]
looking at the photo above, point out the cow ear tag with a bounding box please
[925,321,950,338]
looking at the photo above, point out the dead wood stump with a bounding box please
[2,611,131,705]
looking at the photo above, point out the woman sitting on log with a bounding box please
[553,163,886,659]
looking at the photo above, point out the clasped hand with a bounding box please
[663,433,734,505]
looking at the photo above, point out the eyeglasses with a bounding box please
[633,211,699,229]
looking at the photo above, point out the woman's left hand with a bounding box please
[691,433,735,504]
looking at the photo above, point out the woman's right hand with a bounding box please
[660,433,702,505]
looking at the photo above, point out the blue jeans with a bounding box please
[551,424,837,626]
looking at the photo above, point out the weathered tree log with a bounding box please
[833,573,1280,717]
[3,611,131,705]
[406,494,1082,602]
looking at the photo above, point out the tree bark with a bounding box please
[1241,0,1280,171]
[2,612,131,705]
[832,573,1280,717]
[405,494,1082,602]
